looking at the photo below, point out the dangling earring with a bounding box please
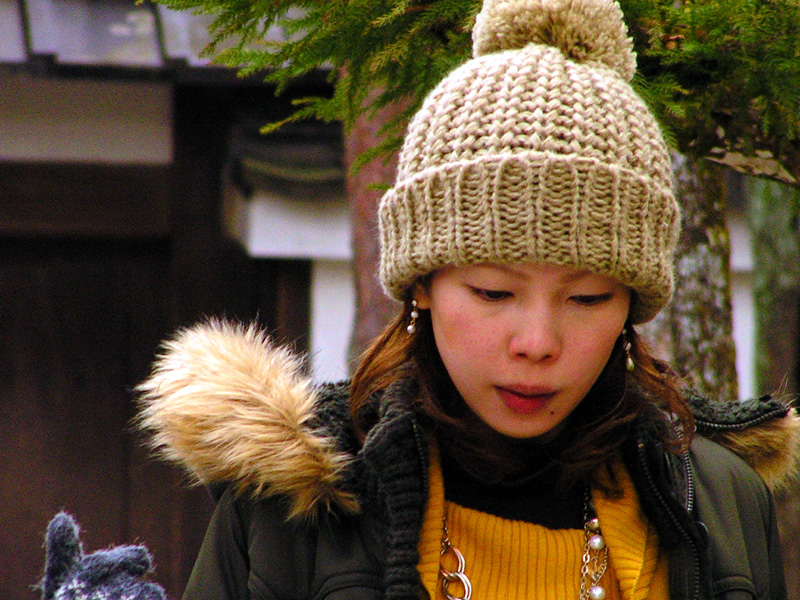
[623,328,635,372]
[407,300,420,335]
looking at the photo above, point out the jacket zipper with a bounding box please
[637,442,702,599]
[411,420,429,485]
[683,450,695,515]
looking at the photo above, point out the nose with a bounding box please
[508,315,562,362]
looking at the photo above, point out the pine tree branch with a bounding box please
[148,0,800,182]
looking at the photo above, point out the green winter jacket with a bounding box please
[138,321,800,600]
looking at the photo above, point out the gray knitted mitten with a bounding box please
[41,513,166,600]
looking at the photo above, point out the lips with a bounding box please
[496,385,557,415]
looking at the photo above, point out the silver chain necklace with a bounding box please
[439,489,609,600]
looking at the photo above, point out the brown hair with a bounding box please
[350,294,694,491]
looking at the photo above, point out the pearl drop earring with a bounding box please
[623,328,634,372]
[407,300,419,335]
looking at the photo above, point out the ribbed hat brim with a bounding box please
[379,151,679,323]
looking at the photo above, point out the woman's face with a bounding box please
[415,262,631,439]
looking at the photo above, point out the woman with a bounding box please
[46,0,798,598]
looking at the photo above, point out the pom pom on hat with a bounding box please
[472,0,637,80]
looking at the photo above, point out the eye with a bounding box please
[470,287,512,301]
[570,293,613,306]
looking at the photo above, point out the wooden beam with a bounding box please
[0,162,170,238]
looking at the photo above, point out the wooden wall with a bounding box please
[0,85,310,600]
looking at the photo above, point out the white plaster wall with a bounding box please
[731,271,755,399]
[0,72,172,164]
[309,259,355,383]
[238,190,352,261]
[729,212,755,399]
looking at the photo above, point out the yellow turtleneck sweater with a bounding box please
[417,444,670,600]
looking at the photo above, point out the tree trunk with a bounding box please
[747,177,800,600]
[343,101,406,367]
[748,179,800,396]
[641,155,739,403]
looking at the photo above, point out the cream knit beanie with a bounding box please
[378,0,680,323]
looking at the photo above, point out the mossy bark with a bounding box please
[747,179,800,397]
[641,156,739,403]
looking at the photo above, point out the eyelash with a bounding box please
[470,287,511,301]
[570,293,613,306]
[470,287,613,306]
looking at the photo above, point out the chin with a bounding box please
[490,418,567,441]
[491,423,557,440]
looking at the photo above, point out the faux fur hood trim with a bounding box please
[136,319,359,520]
[693,395,800,492]
[725,410,800,491]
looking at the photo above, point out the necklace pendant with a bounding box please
[588,533,605,551]
[589,585,606,600]
[581,488,609,600]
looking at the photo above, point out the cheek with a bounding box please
[430,305,495,371]
[571,329,621,378]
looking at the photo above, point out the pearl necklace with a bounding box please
[439,489,609,600]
